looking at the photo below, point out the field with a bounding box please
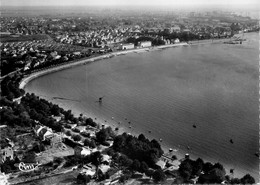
[36,144,74,164]
[17,171,79,185]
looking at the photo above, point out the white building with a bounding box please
[138,41,152,48]
[119,43,135,50]
[174,38,180,44]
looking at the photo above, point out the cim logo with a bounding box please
[15,162,41,172]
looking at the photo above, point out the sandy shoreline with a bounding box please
[19,40,248,179]
[19,42,189,89]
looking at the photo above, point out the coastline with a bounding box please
[19,39,250,180]
[19,38,234,89]
[19,42,189,89]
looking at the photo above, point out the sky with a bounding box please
[1,0,259,7]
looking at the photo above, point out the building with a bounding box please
[174,38,180,44]
[119,43,135,50]
[156,159,166,169]
[34,125,63,147]
[101,154,111,165]
[35,126,54,141]
[171,26,181,33]
[0,138,14,163]
[74,146,91,157]
[0,146,14,163]
[138,41,152,48]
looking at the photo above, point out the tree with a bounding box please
[89,140,96,148]
[0,158,14,173]
[179,159,193,180]
[23,152,36,163]
[118,155,133,168]
[145,169,154,179]
[91,151,102,168]
[50,104,60,116]
[140,161,149,173]
[32,142,45,153]
[119,170,132,183]
[240,174,255,184]
[77,173,90,184]
[203,162,213,174]
[172,155,177,161]
[230,178,241,184]
[85,118,97,127]
[138,134,146,141]
[96,129,108,143]
[72,134,82,142]
[65,130,72,136]
[209,168,226,183]
[152,169,166,182]
[132,159,141,171]
[84,139,91,146]
[192,158,204,176]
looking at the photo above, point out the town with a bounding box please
[0,5,259,185]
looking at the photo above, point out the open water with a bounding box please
[25,32,259,180]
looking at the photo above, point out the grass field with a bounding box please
[19,171,79,185]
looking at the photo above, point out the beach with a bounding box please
[21,33,259,180]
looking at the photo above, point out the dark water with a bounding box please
[25,33,259,180]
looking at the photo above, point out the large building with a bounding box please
[34,125,63,147]
[138,41,152,48]
[119,43,135,50]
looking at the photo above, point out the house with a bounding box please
[0,146,14,163]
[0,138,15,163]
[101,154,111,165]
[82,163,96,177]
[183,29,191,33]
[171,26,181,33]
[119,43,135,50]
[74,146,91,157]
[138,41,152,48]
[156,159,166,169]
[99,164,110,174]
[174,38,180,44]
[37,127,53,141]
[35,125,62,147]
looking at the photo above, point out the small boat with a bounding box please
[230,139,234,144]
[98,96,105,102]
[169,148,173,152]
